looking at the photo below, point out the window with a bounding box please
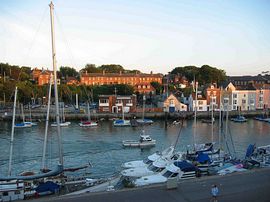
[170,99,174,105]
[199,107,203,110]
[100,99,109,103]
[116,99,122,104]
[103,107,109,112]
[233,100,237,105]
[259,97,263,102]
[126,100,132,104]
[198,101,203,105]
[242,99,246,104]
[233,94,237,98]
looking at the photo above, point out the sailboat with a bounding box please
[14,104,32,128]
[113,103,131,126]
[136,95,154,125]
[0,1,64,183]
[51,103,71,127]
[79,102,98,127]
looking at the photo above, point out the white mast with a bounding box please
[8,87,17,176]
[21,104,25,123]
[87,102,91,121]
[193,81,198,148]
[211,94,214,143]
[42,74,53,170]
[218,87,222,151]
[142,95,146,120]
[49,1,63,166]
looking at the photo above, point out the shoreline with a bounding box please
[30,167,270,202]
[0,109,267,121]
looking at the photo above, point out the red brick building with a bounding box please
[66,77,79,85]
[134,82,156,94]
[206,84,221,110]
[98,95,137,113]
[80,71,162,87]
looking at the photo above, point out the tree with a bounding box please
[98,64,124,73]
[150,81,162,95]
[81,64,100,73]
[60,66,79,78]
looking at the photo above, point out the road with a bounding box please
[31,167,270,202]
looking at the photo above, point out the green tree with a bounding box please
[150,81,162,95]
[81,64,100,73]
[60,66,79,78]
[98,64,124,73]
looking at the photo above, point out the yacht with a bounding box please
[121,152,182,179]
[134,160,197,187]
[121,146,174,169]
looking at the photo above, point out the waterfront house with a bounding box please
[188,92,208,112]
[222,82,256,111]
[206,84,221,110]
[160,94,187,112]
[254,84,270,109]
[98,95,136,113]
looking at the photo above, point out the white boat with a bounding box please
[113,119,131,127]
[51,121,71,127]
[121,152,182,179]
[136,95,154,125]
[79,102,98,127]
[231,115,247,122]
[122,130,156,148]
[79,121,98,127]
[134,160,197,187]
[14,122,32,128]
[121,146,174,169]
[0,180,24,202]
[14,104,33,128]
[136,119,154,125]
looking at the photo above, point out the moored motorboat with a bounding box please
[122,131,156,148]
[231,115,247,122]
[121,146,175,169]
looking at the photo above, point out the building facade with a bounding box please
[161,94,187,112]
[98,95,137,113]
[206,85,221,110]
[80,71,163,86]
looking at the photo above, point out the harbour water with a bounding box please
[0,119,269,179]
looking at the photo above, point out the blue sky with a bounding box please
[0,0,269,75]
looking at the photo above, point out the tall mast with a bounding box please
[142,95,145,120]
[193,81,198,148]
[42,75,53,170]
[49,1,63,166]
[211,94,214,143]
[8,87,17,176]
[218,87,222,151]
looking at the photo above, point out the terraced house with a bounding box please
[80,71,163,93]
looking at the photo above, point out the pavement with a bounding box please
[31,167,270,202]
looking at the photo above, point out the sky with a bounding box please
[0,0,269,76]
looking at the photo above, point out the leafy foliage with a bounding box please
[171,65,226,85]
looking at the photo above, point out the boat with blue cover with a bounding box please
[231,115,247,122]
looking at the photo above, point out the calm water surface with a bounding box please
[0,119,269,178]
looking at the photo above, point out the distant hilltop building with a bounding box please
[228,74,270,86]
[31,67,60,85]
[80,70,163,93]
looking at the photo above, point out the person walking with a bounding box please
[211,184,219,202]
